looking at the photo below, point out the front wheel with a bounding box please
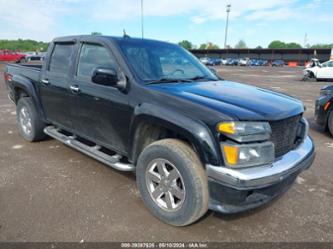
[136,139,209,226]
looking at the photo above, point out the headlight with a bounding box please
[221,142,274,168]
[217,121,271,142]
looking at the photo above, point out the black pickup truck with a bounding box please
[4,35,315,226]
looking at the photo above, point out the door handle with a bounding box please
[70,85,80,94]
[41,79,50,85]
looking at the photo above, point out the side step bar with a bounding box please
[44,126,135,172]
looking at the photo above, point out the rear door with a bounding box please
[69,42,131,153]
[39,42,77,129]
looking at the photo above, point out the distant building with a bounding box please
[191,48,331,65]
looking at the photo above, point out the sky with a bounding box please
[0,0,332,48]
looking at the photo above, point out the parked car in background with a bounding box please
[272,60,285,67]
[200,57,221,66]
[200,57,209,65]
[249,59,258,66]
[315,85,333,136]
[304,60,333,81]
[239,57,250,66]
[306,58,321,68]
[226,58,239,66]
[259,59,269,66]
[220,58,227,65]
[22,52,45,61]
[209,58,222,66]
[0,50,26,63]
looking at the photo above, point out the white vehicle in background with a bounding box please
[303,60,333,81]
[306,58,320,68]
[239,57,250,66]
[199,57,209,65]
[220,58,227,65]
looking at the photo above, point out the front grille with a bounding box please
[269,115,302,158]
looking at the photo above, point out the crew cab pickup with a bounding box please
[4,35,315,226]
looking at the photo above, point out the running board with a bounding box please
[44,126,135,172]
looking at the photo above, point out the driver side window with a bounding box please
[77,43,116,78]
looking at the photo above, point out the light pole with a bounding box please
[224,4,231,48]
[141,0,144,39]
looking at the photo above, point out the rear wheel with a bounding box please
[16,97,47,142]
[19,57,26,64]
[328,111,333,137]
[136,139,209,226]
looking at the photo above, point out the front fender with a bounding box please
[129,103,222,166]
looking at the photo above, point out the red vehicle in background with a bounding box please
[0,50,26,63]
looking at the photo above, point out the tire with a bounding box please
[18,57,26,64]
[16,97,47,142]
[136,139,209,226]
[328,111,333,137]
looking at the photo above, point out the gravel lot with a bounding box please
[0,63,333,242]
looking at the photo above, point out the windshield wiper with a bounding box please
[145,78,192,85]
[187,75,219,81]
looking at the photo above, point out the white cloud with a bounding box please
[0,0,329,43]
[0,0,72,40]
[89,0,298,23]
[245,7,297,21]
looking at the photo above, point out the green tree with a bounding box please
[311,43,333,49]
[0,39,49,51]
[198,43,220,50]
[268,40,302,49]
[91,32,102,36]
[199,43,207,49]
[268,40,286,49]
[256,45,263,49]
[285,42,302,49]
[178,40,193,50]
[206,42,220,49]
[235,39,247,49]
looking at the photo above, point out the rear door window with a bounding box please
[49,43,74,73]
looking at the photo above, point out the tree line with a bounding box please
[0,38,331,51]
[0,39,49,52]
[178,39,333,50]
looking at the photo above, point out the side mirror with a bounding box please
[208,66,223,80]
[91,67,128,91]
[92,67,118,86]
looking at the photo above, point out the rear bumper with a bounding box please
[206,136,315,214]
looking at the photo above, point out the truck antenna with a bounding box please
[123,29,130,38]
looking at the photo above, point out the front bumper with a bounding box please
[206,136,315,213]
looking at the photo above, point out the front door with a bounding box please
[70,42,131,154]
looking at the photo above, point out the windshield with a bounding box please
[118,39,218,83]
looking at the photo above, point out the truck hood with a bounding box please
[149,80,304,121]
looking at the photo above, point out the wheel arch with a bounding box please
[12,75,46,121]
[129,103,221,167]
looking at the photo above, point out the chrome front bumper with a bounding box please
[206,136,315,190]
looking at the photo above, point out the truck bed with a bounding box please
[6,63,42,82]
